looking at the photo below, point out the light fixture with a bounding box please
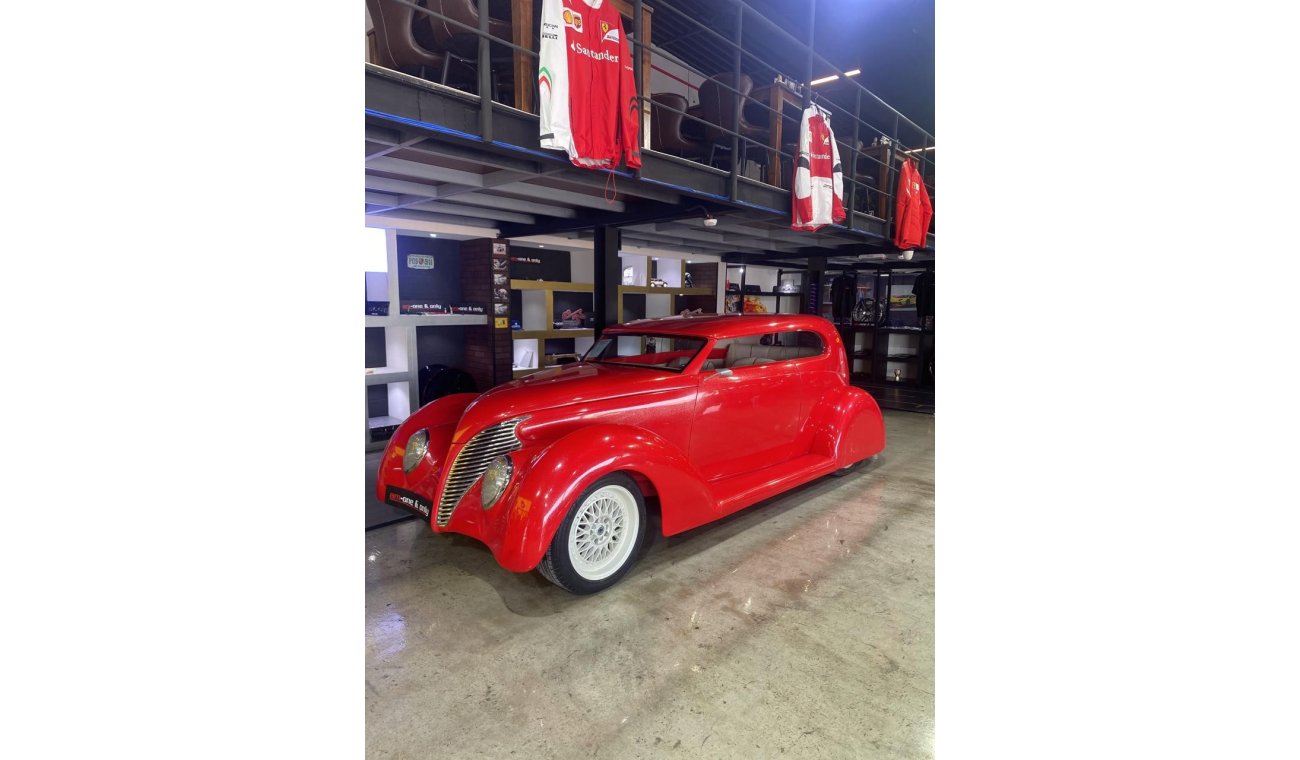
[688,205,718,227]
[429,233,438,237]
[811,68,860,87]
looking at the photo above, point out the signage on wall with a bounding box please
[510,255,542,265]
[492,241,507,256]
[400,302,488,315]
[406,254,436,270]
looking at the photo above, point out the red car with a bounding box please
[376,314,886,593]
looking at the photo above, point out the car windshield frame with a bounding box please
[583,332,709,373]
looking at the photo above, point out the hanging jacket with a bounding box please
[791,105,845,231]
[538,0,641,170]
[893,158,933,249]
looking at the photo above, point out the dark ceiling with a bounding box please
[650,0,934,137]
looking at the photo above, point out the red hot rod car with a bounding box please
[376,313,886,593]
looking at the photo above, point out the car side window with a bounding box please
[710,331,825,370]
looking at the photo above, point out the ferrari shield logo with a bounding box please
[601,20,610,35]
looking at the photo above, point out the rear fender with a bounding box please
[808,386,887,466]
[496,424,714,572]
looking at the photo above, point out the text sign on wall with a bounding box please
[406,254,436,270]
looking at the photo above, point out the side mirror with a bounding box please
[715,368,734,377]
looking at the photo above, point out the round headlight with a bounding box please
[481,455,514,509]
[402,429,430,473]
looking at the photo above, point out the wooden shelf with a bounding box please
[511,279,594,292]
[618,285,713,295]
[512,329,595,339]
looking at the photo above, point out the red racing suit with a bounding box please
[791,105,845,231]
[892,158,933,249]
[538,0,641,170]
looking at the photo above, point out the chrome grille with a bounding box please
[436,418,524,526]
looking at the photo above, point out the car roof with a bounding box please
[604,314,837,341]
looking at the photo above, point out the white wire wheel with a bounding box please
[538,473,646,594]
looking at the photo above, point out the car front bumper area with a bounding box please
[377,428,541,572]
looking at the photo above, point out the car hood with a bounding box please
[453,362,695,443]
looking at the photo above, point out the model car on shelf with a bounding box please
[376,313,886,593]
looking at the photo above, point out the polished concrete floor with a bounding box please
[365,409,934,759]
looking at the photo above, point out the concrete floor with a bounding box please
[365,409,934,759]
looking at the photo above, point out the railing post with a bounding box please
[847,87,861,231]
[477,0,492,141]
[802,0,815,111]
[729,2,743,201]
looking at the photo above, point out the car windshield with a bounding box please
[583,334,707,372]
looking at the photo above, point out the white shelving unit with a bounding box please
[364,227,488,452]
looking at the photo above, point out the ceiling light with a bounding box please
[429,233,438,237]
[811,69,860,87]
[689,205,718,227]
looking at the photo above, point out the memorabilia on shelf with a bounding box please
[622,266,635,285]
[376,314,885,593]
[649,278,668,287]
[684,272,694,287]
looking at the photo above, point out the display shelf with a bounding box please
[885,353,920,361]
[511,279,594,292]
[365,314,489,327]
[365,368,413,385]
[511,328,594,339]
[367,415,404,429]
[617,285,713,295]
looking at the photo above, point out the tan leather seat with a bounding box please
[723,343,820,367]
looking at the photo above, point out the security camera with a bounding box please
[703,217,718,227]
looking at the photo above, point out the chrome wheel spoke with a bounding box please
[567,484,640,582]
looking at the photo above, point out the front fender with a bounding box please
[375,392,479,503]
[494,424,715,572]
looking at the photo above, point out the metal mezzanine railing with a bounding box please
[368,0,935,245]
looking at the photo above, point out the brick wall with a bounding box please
[460,238,513,390]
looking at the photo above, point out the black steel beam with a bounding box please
[593,226,621,332]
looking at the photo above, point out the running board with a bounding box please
[709,454,839,518]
